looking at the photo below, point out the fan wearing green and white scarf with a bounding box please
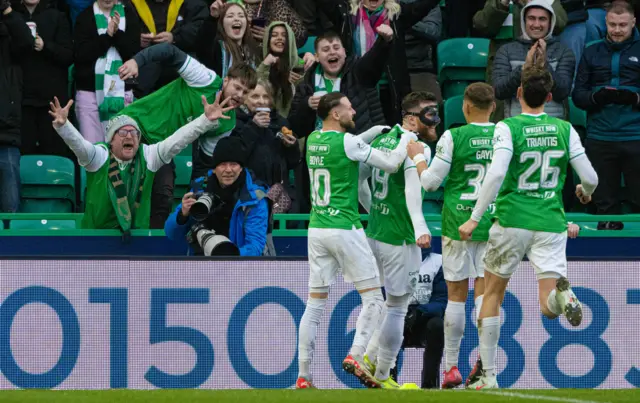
[312,64,342,130]
[94,1,127,128]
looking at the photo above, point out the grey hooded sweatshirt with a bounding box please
[491,0,575,118]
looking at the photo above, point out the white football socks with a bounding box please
[349,289,384,362]
[478,316,500,378]
[546,289,563,316]
[444,301,466,371]
[374,299,409,380]
[298,297,327,379]
[475,295,484,323]
[364,305,387,364]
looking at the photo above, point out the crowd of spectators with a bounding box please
[2,0,640,251]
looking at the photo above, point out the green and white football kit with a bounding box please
[422,123,496,281]
[359,124,429,297]
[471,113,598,279]
[306,127,412,288]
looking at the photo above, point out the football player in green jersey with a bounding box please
[357,92,437,389]
[459,66,599,389]
[407,83,496,389]
[298,92,414,389]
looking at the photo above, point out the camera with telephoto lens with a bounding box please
[190,192,223,222]
[188,224,239,256]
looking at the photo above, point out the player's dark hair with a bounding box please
[314,31,343,51]
[606,0,635,16]
[401,91,438,113]
[227,63,258,90]
[464,82,495,111]
[317,92,347,121]
[521,66,554,108]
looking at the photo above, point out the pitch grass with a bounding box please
[1,389,639,403]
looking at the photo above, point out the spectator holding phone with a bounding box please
[197,0,261,78]
[74,0,140,143]
[572,0,640,227]
[257,21,314,116]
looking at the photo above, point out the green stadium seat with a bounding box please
[178,143,192,157]
[20,156,76,213]
[444,95,465,130]
[422,201,442,214]
[298,36,316,56]
[437,38,490,99]
[424,187,444,202]
[174,156,193,207]
[9,219,77,230]
[568,97,586,130]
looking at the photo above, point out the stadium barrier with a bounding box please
[1,214,640,258]
[1,258,638,389]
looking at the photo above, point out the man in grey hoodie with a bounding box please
[492,0,575,119]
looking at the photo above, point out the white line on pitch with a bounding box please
[483,390,611,403]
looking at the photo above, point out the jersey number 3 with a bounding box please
[309,168,331,207]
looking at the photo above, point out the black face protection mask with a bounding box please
[404,106,441,127]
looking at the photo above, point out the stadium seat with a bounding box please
[437,38,490,99]
[444,95,465,130]
[424,187,444,202]
[568,97,586,130]
[174,156,193,208]
[422,201,442,214]
[178,143,192,157]
[20,156,76,213]
[9,219,77,230]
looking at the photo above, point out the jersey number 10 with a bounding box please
[309,168,331,207]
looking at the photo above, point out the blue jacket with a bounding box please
[165,169,269,256]
[417,267,448,319]
[572,32,640,141]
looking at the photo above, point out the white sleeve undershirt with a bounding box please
[344,132,417,173]
[471,122,513,222]
[54,121,108,172]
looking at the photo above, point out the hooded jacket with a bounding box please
[256,21,301,117]
[165,168,269,256]
[473,0,567,86]
[0,9,33,147]
[572,30,640,141]
[14,1,73,107]
[492,0,575,118]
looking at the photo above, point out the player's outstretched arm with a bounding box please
[567,126,598,203]
[345,132,417,173]
[408,131,453,192]
[358,125,391,144]
[404,158,432,248]
[358,163,373,213]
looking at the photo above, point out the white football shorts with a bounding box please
[442,236,486,281]
[367,238,421,297]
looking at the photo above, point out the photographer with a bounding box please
[391,250,447,388]
[165,136,269,256]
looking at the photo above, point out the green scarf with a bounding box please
[107,153,146,234]
[313,65,342,130]
[94,2,127,124]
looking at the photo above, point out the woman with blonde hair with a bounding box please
[324,0,440,124]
